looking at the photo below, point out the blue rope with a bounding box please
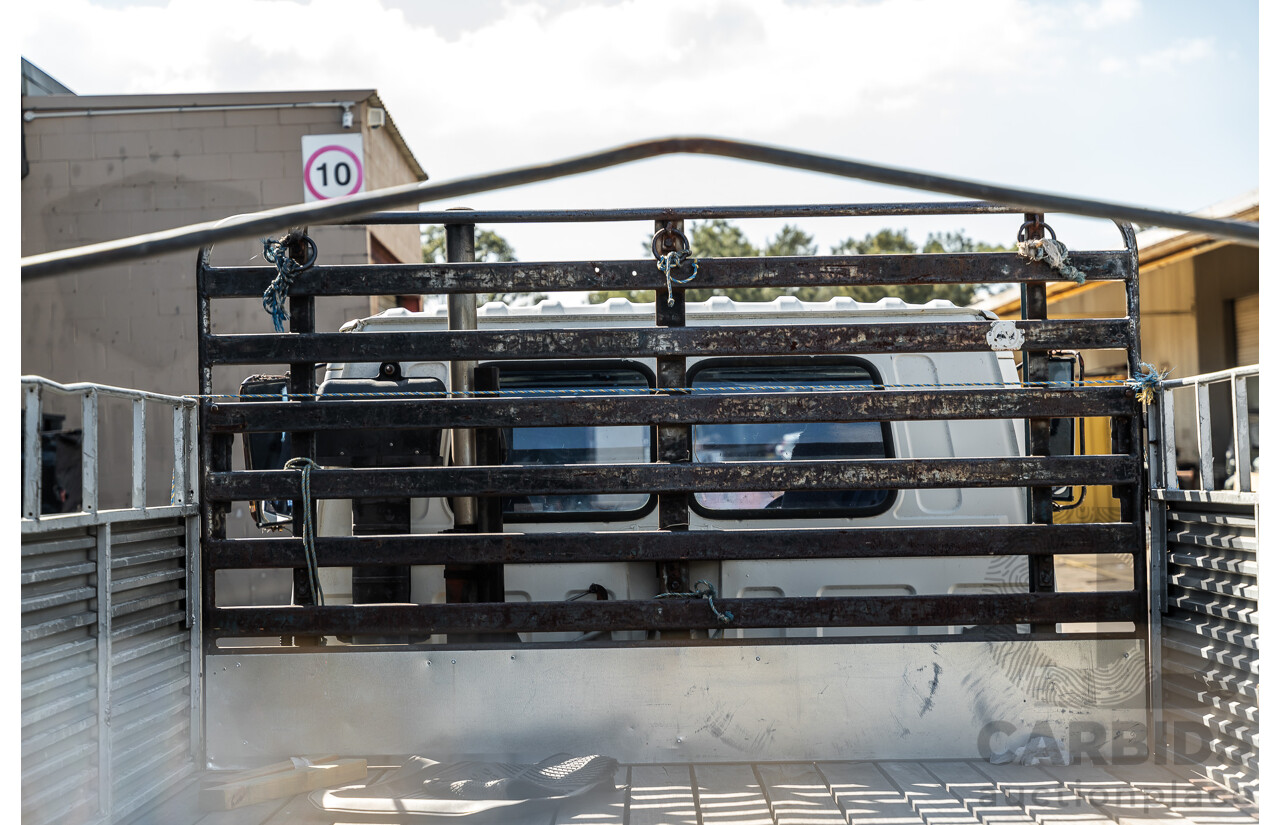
[657,251,699,306]
[656,579,734,624]
[283,457,324,605]
[1129,361,1171,406]
[261,236,317,332]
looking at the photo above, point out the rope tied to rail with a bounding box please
[651,224,699,306]
[1016,222,1086,284]
[261,232,318,332]
[283,456,324,605]
[656,579,734,624]
[1129,361,1171,406]
[657,251,699,306]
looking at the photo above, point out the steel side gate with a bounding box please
[196,202,1151,766]
[1149,366,1259,803]
[21,377,201,825]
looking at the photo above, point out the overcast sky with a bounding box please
[19,0,1260,263]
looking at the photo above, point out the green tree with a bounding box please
[421,226,544,306]
[764,224,817,257]
[422,226,519,264]
[692,219,759,258]
[795,228,1012,305]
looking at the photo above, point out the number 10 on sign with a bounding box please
[301,134,365,202]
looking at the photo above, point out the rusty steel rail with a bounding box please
[207,456,1136,502]
[205,386,1136,432]
[209,591,1145,638]
[348,201,1035,224]
[199,251,1131,297]
[204,319,1132,364]
[205,523,1139,569]
[22,136,1258,279]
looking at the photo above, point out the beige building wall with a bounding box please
[21,90,426,512]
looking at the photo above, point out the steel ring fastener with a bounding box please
[1017,221,1057,244]
[651,226,691,260]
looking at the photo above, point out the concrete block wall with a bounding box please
[22,92,425,518]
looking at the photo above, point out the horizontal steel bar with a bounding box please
[207,387,1136,433]
[20,535,97,557]
[208,455,1135,500]
[112,610,188,641]
[21,638,96,671]
[21,506,198,534]
[200,251,1130,298]
[349,201,1035,225]
[205,523,1139,569]
[19,375,198,407]
[22,611,95,642]
[21,135,1254,279]
[1159,364,1258,389]
[208,591,1144,636]
[217,386,1131,432]
[204,319,1133,365]
[21,561,98,585]
[1151,488,1258,506]
[22,587,96,613]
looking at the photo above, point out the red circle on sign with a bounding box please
[304,144,364,200]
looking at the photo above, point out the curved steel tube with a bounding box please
[21,136,1258,279]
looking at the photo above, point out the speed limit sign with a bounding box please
[301,133,365,202]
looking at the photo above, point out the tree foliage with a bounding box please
[421,226,544,306]
[588,221,1011,306]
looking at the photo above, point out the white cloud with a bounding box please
[21,0,1052,171]
[1136,37,1215,72]
[18,0,1256,260]
[1073,0,1141,30]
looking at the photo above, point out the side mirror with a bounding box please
[239,375,293,530]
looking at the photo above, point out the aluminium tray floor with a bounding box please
[129,757,1258,825]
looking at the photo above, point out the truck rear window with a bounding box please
[690,360,894,516]
[499,365,653,519]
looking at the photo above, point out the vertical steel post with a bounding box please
[172,404,187,506]
[285,235,319,641]
[1195,381,1214,490]
[442,214,505,622]
[1232,373,1252,492]
[95,522,114,819]
[1146,399,1167,754]
[186,404,199,508]
[185,511,203,764]
[1159,389,1178,490]
[81,389,99,514]
[131,398,147,509]
[654,219,691,598]
[23,383,41,519]
[1020,214,1055,631]
[197,248,226,647]
[446,214,478,528]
